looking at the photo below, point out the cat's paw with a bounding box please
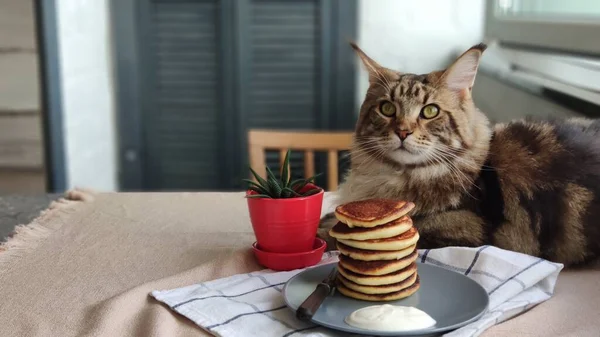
[319,212,337,229]
[317,227,337,252]
[317,212,338,251]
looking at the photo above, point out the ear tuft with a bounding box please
[349,42,398,86]
[349,42,383,76]
[443,43,486,92]
[471,43,488,54]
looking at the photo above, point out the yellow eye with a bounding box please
[379,101,396,117]
[420,104,440,119]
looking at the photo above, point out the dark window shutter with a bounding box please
[144,1,221,190]
[245,0,322,183]
[248,0,320,129]
[113,0,356,191]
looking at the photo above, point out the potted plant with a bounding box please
[245,149,324,254]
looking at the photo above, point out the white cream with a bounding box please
[345,304,436,332]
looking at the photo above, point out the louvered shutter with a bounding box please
[116,0,356,190]
[144,1,221,190]
[244,0,324,184]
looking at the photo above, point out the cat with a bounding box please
[318,42,600,267]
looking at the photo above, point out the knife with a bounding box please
[296,267,338,321]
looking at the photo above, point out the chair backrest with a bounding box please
[247,129,354,191]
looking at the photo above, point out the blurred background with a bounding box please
[1,0,599,194]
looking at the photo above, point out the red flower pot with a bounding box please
[246,184,324,253]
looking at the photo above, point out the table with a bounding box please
[0,191,598,337]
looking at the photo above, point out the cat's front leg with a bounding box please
[412,210,487,249]
[317,212,338,251]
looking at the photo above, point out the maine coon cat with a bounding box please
[319,43,600,266]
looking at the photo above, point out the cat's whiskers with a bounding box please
[423,151,461,198]
[354,138,391,153]
[430,143,485,170]
[426,149,474,198]
[345,137,390,172]
[350,151,378,166]
[435,142,498,171]
[433,147,480,171]
[354,141,384,153]
[354,136,386,147]
[352,149,386,173]
[351,143,386,169]
[354,146,386,164]
[427,151,465,192]
[434,142,485,156]
[437,152,476,185]
[431,148,481,196]
[354,139,384,148]
[418,151,452,178]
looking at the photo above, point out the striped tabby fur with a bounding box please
[320,43,600,266]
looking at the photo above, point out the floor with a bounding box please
[0,194,59,239]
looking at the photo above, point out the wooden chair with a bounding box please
[247,129,354,191]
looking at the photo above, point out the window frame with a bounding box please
[484,0,600,56]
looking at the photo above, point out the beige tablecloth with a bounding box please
[0,191,598,336]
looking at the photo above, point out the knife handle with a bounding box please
[296,283,331,321]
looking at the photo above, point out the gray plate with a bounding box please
[283,262,489,336]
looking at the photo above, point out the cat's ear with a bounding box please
[442,43,487,94]
[350,42,397,86]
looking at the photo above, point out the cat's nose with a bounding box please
[396,130,413,140]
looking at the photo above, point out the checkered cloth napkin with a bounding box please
[151,246,562,337]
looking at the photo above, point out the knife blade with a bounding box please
[296,267,338,321]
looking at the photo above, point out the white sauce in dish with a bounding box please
[345,304,436,332]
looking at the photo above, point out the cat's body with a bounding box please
[321,43,600,266]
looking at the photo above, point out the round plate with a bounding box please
[283,262,489,336]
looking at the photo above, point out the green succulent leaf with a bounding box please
[282,187,303,197]
[302,188,322,196]
[245,194,273,199]
[267,176,283,198]
[242,179,271,195]
[281,188,293,198]
[289,173,322,192]
[245,148,324,199]
[265,165,278,180]
[289,178,308,188]
[247,187,265,195]
[242,178,260,186]
[249,168,269,189]
[305,173,322,182]
[281,149,291,187]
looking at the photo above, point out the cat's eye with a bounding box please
[379,101,396,117]
[420,104,440,119]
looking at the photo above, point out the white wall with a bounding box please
[356,0,485,107]
[56,0,117,191]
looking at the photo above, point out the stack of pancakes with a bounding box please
[329,199,420,301]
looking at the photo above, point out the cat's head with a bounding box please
[351,43,491,168]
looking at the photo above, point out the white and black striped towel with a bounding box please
[151,246,563,337]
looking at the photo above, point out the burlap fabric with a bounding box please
[0,190,598,336]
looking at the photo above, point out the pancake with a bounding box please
[337,242,416,261]
[337,226,419,251]
[337,262,417,286]
[337,275,420,301]
[335,199,415,228]
[329,216,413,241]
[338,250,418,276]
[337,270,417,295]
